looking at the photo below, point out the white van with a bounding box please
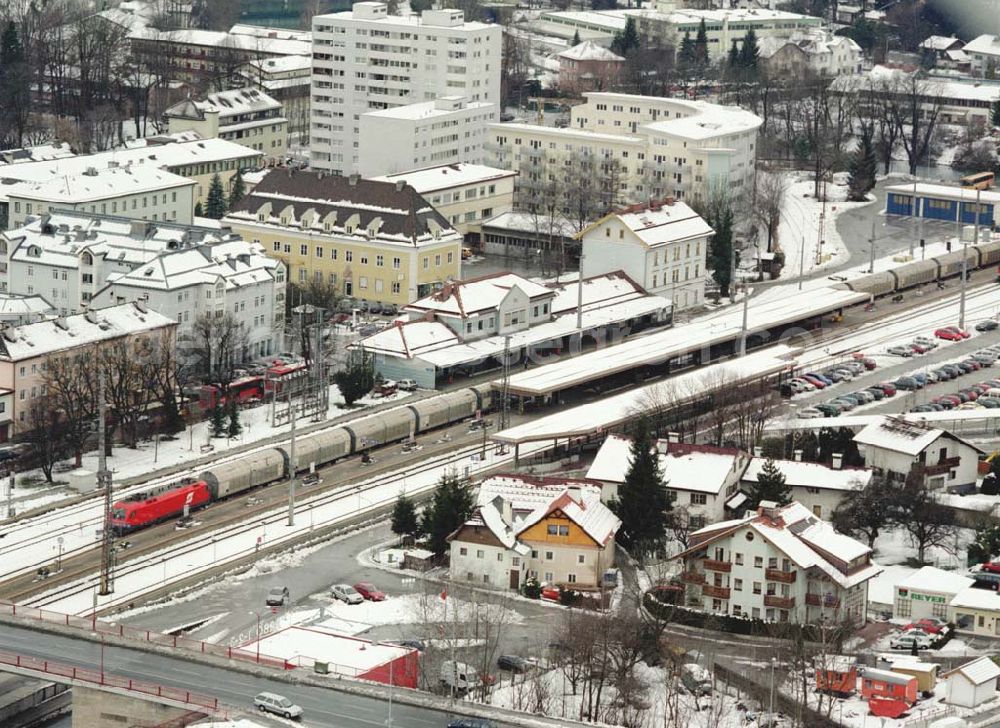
[441,660,481,693]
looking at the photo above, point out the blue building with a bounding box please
[885,183,1000,227]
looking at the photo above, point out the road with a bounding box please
[0,623,514,728]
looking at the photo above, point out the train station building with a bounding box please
[884,183,1000,228]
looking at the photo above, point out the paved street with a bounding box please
[0,624,515,728]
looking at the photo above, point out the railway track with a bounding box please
[0,425,482,604]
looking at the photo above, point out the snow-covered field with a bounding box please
[773,172,875,280]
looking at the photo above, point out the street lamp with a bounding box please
[249,610,262,663]
[769,657,777,718]
[56,536,64,572]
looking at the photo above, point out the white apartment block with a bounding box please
[90,239,286,360]
[488,92,761,211]
[2,212,246,314]
[310,2,501,175]
[370,163,515,238]
[358,96,495,177]
[6,166,196,230]
[578,197,713,310]
[674,501,882,626]
[164,88,288,159]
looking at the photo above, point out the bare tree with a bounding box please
[887,73,943,176]
[183,311,249,392]
[99,337,162,449]
[752,170,786,256]
[22,396,68,483]
[42,351,97,467]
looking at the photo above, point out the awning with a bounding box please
[726,492,748,510]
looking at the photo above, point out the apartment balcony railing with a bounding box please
[702,584,731,600]
[764,595,796,609]
[805,593,840,608]
[765,569,797,583]
[680,571,706,584]
[703,558,731,573]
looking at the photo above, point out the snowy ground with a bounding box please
[30,439,548,615]
[488,662,754,728]
[772,172,875,281]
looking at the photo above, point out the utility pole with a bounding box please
[960,189,978,330]
[816,177,826,266]
[797,235,805,290]
[575,255,585,331]
[498,335,511,433]
[910,177,917,259]
[98,374,114,596]
[738,287,750,357]
[287,389,297,527]
[868,220,876,274]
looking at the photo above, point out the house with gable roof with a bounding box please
[673,501,882,625]
[448,474,620,590]
[853,416,983,493]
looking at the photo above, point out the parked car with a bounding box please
[852,390,875,404]
[864,387,886,401]
[797,407,825,419]
[860,357,878,370]
[903,618,947,635]
[829,397,857,411]
[894,376,920,390]
[801,374,827,389]
[497,655,532,673]
[875,382,897,397]
[977,319,1000,332]
[914,336,938,349]
[909,342,930,355]
[353,582,387,601]
[448,719,498,728]
[254,692,303,720]
[441,660,492,693]
[397,379,418,392]
[890,632,932,650]
[887,346,914,357]
[681,663,713,696]
[911,373,929,386]
[933,368,954,381]
[935,327,967,341]
[541,584,561,601]
[265,586,290,607]
[980,561,1000,574]
[804,372,833,386]
[814,404,842,417]
[330,584,364,604]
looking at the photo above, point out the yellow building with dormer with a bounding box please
[224,170,462,306]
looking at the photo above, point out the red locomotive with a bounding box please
[110,479,212,533]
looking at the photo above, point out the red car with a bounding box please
[909,343,929,354]
[935,326,970,340]
[541,584,561,601]
[980,561,1000,574]
[877,382,897,397]
[353,582,387,601]
[903,618,947,634]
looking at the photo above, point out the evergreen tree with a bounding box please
[226,401,242,437]
[228,169,246,209]
[333,349,375,406]
[831,477,896,548]
[205,173,227,219]
[210,404,226,438]
[739,28,759,69]
[693,19,709,67]
[727,39,739,70]
[161,390,185,434]
[0,21,30,146]
[707,202,733,299]
[969,522,1000,566]
[678,31,695,68]
[993,101,1000,128]
[391,493,419,540]
[846,128,878,202]
[612,17,639,57]
[748,458,791,507]
[572,29,581,47]
[421,472,475,556]
[610,419,672,557]
[194,201,204,217]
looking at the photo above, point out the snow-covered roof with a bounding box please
[370,164,515,194]
[582,198,714,249]
[558,40,623,62]
[246,54,313,75]
[949,586,1000,611]
[0,293,55,318]
[758,30,861,60]
[318,5,495,32]
[405,272,554,319]
[241,625,412,673]
[0,142,75,166]
[226,171,455,247]
[743,457,871,492]
[945,49,970,62]
[229,23,312,43]
[362,98,494,122]
[641,101,763,142]
[7,165,193,205]
[942,656,1000,686]
[165,89,282,123]
[481,211,580,238]
[962,34,1000,58]
[0,302,175,361]
[355,320,458,359]
[898,566,974,596]
[884,182,1000,204]
[150,28,311,56]
[586,436,745,495]
[0,136,261,202]
[539,9,630,32]
[5,212,243,272]
[853,417,944,456]
[98,239,280,293]
[682,501,880,590]
[836,66,1000,104]
[859,668,915,686]
[920,36,964,51]
[547,271,649,316]
[488,121,645,147]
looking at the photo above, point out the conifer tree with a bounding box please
[205,173,227,219]
[739,28,759,70]
[727,39,739,70]
[572,29,581,47]
[847,128,878,202]
[611,420,672,557]
[678,31,695,69]
[226,401,242,437]
[693,19,709,67]
[422,472,475,556]
[391,493,419,539]
[210,404,226,438]
[228,169,246,209]
[749,458,791,507]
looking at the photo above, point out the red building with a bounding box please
[815,655,857,696]
[557,41,624,94]
[860,667,918,704]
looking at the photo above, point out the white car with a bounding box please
[331,583,364,604]
[790,378,815,392]
[797,407,824,419]
[254,692,303,720]
[890,631,931,650]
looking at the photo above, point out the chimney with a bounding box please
[656,439,668,455]
[395,179,406,192]
[667,431,680,444]
[831,453,843,470]
[753,446,763,457]
[349,173,360,186]
[567,485,582,504]
[757,499,779,521]
[793,449,803,462]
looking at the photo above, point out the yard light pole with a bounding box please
[769,657,776,718]
[249,611,262,664]
[960,187,980,331]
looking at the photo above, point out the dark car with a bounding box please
[977,320,999,332]
[448,720,498,728]
[894,376,920,391]
[497,655,532,673]
[934,368,954,381]
[394,639,426,651]
[814,403,841,417]
[864,387,886,400]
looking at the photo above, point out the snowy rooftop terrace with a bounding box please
[502,286,863,397]
[493,345,797,445]
[239,625,413,674]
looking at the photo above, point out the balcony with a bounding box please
[680,571,706,584]
[766,569,797,583]
[806,593,840,608]
[702,584,731,600]
[764,595,796,609]
[914,456,961,478]
[703,558,732,573]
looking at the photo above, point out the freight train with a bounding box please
[832,238,1000,297]
[109,384,492,533]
